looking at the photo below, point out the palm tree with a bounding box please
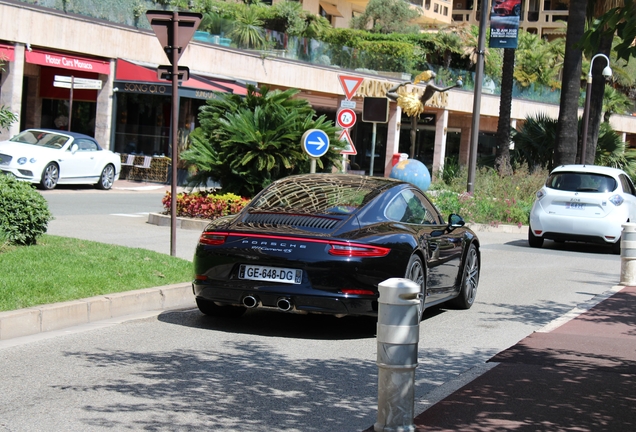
[601,85,633,121]
[513,113,636,175]
[554,0,587,166]
[228,4,268,50]
[595,122,636,178]
[494,48,515,175]
[581,0,625,164]
[512,113,559,171]
[181,85,343,197]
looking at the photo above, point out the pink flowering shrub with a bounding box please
[162,191,250,220]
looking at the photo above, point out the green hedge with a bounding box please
[0,176,53,246]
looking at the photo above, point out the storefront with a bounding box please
[23,48,110,136]
[112,59,248,157]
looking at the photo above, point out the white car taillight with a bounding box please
[609,194,624,206]
[536,189,545,200]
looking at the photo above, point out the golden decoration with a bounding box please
[397,92,424,117]
[412,70,435,85]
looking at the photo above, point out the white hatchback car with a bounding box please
[0,129,121,190]
[529,164,636,253]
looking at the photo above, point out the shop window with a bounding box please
[41,99,96,137]
[434,3,439,13]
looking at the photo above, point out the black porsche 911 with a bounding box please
[192,174,480,320]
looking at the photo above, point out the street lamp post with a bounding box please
[581,53,612,164]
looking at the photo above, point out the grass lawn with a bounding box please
[0,235,193,312]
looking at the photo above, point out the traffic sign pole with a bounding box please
[146,10,201,257]
[301,129,330,173]
[171,13,179,257]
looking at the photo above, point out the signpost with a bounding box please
[339,129,357,155]
[53,75,103,131]
[301,129,330,173]
[147,10,202,257]
[362,97,389,176]
[337,75,363,172]
[336,108,357,129]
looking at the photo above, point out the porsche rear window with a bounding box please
[546,172,617,193]
[250,175,393,215]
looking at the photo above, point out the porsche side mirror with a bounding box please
[448,213,465,229]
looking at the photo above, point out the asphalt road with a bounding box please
[41,184,201,261]
[0,186,622,431]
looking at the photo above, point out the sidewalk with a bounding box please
[397,284,636,431]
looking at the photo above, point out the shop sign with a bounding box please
[116,81,169,95]
[25,49,110,75]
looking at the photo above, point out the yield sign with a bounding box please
[338,75,364,100]
[146,10,202,64]
[339,129,357,155]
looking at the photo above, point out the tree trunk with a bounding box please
[554,0,587,166]
[583,24,614,164]
[495,48,514,175]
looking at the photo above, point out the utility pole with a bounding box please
[467,1,490,194]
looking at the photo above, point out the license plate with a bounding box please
[238,265,302,284]
[566,202,585,210]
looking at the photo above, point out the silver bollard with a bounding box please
[374,278,421,432]
[620,223,636,285]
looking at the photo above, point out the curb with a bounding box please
[467,223,528,234]
[147,213,210,231]
[0,282,195,341]
[147,212,529,234]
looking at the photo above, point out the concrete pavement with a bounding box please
[365,284,636,431]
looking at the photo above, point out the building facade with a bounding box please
[1,0,635,181]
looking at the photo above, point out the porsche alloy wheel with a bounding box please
[40,163,59,190]
[405,254,425,320]
[450,243,479,309]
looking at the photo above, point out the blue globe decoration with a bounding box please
[390,159,431,191]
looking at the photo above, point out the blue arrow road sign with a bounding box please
[301,129,330,158]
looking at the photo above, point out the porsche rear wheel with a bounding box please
[40,163,59,190]
[196,298,246,318]
[450,243,479,309]
[405,254,425,320]
[96,164,116,190]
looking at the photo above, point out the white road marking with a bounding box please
[110,212,150,218]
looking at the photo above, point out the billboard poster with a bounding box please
[489,0,522,49]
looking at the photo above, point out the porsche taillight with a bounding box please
[199,232,229,245]
[328,243,390,257]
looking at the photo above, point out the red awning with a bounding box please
[115,59,246,95]
[25,49,110,75]
[0,43,15,62]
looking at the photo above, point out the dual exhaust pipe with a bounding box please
[242,295,293,312]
